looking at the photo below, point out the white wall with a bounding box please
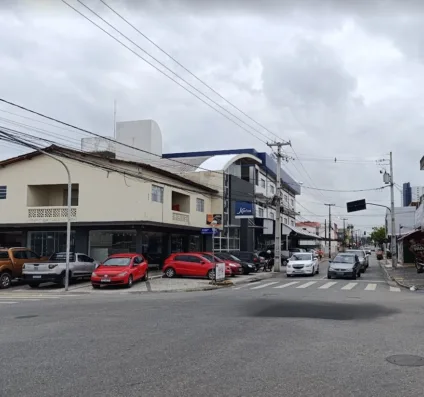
[0,154,214,228]
[386,206,416,236]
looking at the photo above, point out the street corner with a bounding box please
[230,271,280,287]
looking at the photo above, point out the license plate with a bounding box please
[33,275,41,279]
[101,278,110,283]
[336,272,344,275]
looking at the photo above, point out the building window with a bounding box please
[284,217,288,224]
[270,212,275,220]
[255,169,259,186]
[152,185,164,203]
[284,194,288,202]
[270,185,275,194]
[260,178,265,188]
[258,207,264,217]
[291,220,294,226]
[63,188,79,206]
[0,186,7,199]
[290,198,294,206]
[196,198,204,212]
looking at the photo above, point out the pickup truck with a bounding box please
[22,252,98,288]
[0,247,48,289]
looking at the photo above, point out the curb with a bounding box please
[378,260,411,290]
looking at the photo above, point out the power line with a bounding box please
[61,0,270,145]
[97,0,283,144]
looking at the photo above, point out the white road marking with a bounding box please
[296,281,317,289]
[319,282,338,289]
[390,286,401,292]
[0,301,18,304]
[233,282,261,290]
[341,283,357,290]
[365,283,377,291]
[250,282,280,290]
[273,281,299,289]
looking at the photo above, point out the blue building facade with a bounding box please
[403,182,412,207]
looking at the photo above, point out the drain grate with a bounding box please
[386,355,424,367]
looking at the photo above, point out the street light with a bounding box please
[211,220,218,283]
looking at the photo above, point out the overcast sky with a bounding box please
[1,0,424,232]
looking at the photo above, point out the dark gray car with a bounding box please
[327,253,364,280]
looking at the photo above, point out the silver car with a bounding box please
[328,254,363,280]
[346,249,368,269]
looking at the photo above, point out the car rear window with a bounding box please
[102,257,131,266]
[0,251,9,259]
[50,252,76,262]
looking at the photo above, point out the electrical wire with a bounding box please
[61,0,270,145]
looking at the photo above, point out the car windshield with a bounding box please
[347,250,364,257]
[334,255,355,264]
[291,253,312,261]
[229,255,241,261]
[102,257,131,266]
[215,253,231,260]
[49,252,76,262]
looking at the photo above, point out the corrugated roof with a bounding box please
[0,145,218,194]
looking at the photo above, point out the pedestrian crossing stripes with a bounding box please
[232,280,404,293]
[0,293,84,305]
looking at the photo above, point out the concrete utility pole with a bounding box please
[389,151,397,268]
[325,204,336,259]
[267,140,291,272]
[341,218,348,251]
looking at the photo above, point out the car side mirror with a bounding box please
[200,260,205,264]
[132,262,139,267]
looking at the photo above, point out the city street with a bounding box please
[1,256,424,397]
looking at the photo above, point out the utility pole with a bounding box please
[325,204,336,259]
[324,219,327,252]
[389,151,397,268]
[267,140,291,272]
[341,218,348,252]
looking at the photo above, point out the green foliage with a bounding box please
[370,226,386,244]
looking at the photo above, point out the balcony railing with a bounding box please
[172,211,190,225]
[28,206,77,222]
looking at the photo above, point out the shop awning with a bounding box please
[398,229,420,241]
[283,224,324,239]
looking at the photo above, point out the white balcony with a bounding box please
[28,206,77,222]
[172,211,190,225]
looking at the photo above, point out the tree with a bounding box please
[370,226,386,245]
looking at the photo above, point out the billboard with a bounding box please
[234,201,254,219]
[206,214,222,226]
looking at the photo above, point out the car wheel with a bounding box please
[165,267,176,278]
[0,272,12,289]
[316,265,320,275]
[357,270,361,278]
[286,274,290,277]
[28,283,40,288]
[207,269,215,280]
[327,274,331,279]
[60,273,71,288]
[360,267,365,274]
[142,270,149,281]
[127,275,133,288]
[352,272,357,280]
[92,284,100,289]
[282,260,288,266]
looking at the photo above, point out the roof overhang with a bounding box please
[195,153,262,172]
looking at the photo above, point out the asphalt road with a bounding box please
[1,256,424,397]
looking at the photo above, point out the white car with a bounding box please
[286,252,319,277]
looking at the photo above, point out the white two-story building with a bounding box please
[0,125,221,265]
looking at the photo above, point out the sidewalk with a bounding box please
[66,270,281,294]
[379,259,424,289]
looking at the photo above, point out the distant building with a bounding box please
[411,185,424,203]
[402,182,412,207]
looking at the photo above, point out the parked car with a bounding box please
[163,253,224,280]
[286,252,319,277]
[23,252,98,288]
[0,247,49,289]
[346,249,368,269]
[236,251,265,271]
[214,252,255,275]
[91,253,148,288]
[328,253,363,280]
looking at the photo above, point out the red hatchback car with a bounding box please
[91,253,148,288]
[163,252,226,280]
[202,252,242,276]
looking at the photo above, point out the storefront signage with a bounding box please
[235,201,254,218]
[201,228,220,235]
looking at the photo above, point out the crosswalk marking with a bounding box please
[233,282,261,290]
[390,286,401,292]
[319,282,338,289]
[250,281,280,290]
[341,283,357,290]
[0,301,18,304]
[273,281,299,289]
[296,281,317,289]
[365,283,377,291]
